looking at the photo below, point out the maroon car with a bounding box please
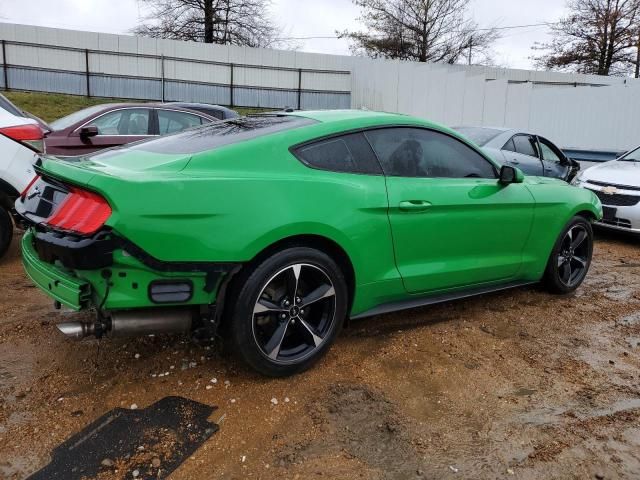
[44,103,222,156]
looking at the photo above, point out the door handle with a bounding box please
[510,159,520,165]
[399,200,432,212]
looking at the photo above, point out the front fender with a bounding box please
[520,183,602,280]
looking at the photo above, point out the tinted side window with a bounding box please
[538,138,561,162]
[365,128,496,179]
[92,109,151,135]
[204,109,225,120]
[294,133,382,174]
[512,135,538,158]
[502,138,516,152]
[158,110,203,134]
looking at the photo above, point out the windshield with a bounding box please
[49,104,111,131]
[89,115,317,158]
[619,146,640,161]
[453,127,503,147]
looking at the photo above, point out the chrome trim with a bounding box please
[73,106,152,135]
[73,106,213,136]
[584,182,640,195]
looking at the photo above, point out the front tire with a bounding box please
[227,247,348,377]
[0,205,13,259]
[543,215,593,294]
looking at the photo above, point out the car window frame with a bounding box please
[155,108,209,135]
[290,125,499,179]
[73,107,155,137]
[291,131,383,176]
[507,134,540,159]
[536,135,565,164]
[363,125,499,180]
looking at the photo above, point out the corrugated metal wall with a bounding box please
[0,23,639,151]
[0,23,351,110]
[349,57,640,151]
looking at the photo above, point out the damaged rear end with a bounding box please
[16,154,235,341]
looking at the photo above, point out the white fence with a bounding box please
[0,22,639,152]
[0,23,352,110]
[349,58,640,152]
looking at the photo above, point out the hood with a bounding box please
[581,160,640,187]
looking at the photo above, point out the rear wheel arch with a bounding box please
[221,234,356,323]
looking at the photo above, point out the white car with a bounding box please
[0,108,44,257]
[572,146,640,234]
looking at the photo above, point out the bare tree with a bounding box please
[134,0,282,48]
[338,0,499,65]
[533,0,640,76]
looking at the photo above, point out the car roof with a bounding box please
[455,126,515,133]
[86,102,218,111]
[170,102,234,111]
[288,109,408,123]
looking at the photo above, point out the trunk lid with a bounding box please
[38,148,192,186]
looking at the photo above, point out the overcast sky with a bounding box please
[0,0,568,70]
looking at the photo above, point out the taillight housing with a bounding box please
[45,188,112,235]
[0,124,45,152]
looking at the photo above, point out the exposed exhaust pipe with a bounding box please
[56,308,193,339]
[110,308,193,337]
[56,321,96,339]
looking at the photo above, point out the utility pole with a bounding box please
[468,35,473,65]
[636,32,640,78]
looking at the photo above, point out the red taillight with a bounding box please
[46,188,112,235]
[20,174,41,199]
[0,124,45,152]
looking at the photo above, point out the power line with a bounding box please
[273,21,558,41]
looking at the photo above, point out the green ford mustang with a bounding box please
[16,110,602,376]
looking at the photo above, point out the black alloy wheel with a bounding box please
[556,223,590,288]
[252,263,336,363]
[544,216,593,294]
[227,247,348,377]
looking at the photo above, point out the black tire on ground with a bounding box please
[543,215,594,294]
[0,204,13,259]
[226,247,348,377]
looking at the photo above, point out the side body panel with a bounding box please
[520,179,602,280]
[385,177,536,293]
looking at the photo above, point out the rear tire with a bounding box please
[226,247,348,377]
[0,204,13,259]
[543,216,593,294]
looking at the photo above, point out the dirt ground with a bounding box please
[1,228,640,480]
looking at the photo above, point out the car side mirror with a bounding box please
[79,125,99,139]
[499,165,524,185]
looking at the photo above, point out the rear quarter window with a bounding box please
[293,133,382,175]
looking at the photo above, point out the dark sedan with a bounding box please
[44,103,224,156]
[169,102,239,120]
[453,126,580,182]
